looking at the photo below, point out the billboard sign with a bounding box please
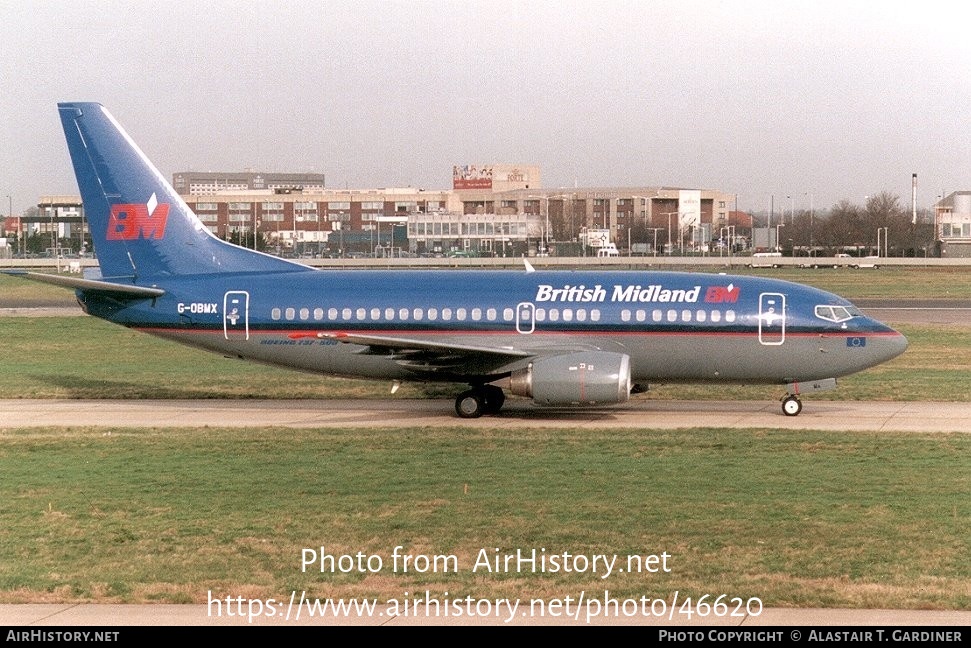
[679,190,701,228]
[453,165,493,190]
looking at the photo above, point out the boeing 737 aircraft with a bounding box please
[5,103,908,417]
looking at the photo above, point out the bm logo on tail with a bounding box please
[107,193,169,240]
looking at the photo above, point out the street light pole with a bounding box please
[646,228,662,256]
[877,226,889,257]
[544,197,549,253]
[661,211,678,254]
[525,195,548,255]
[6,194,13,256]
[807,191,814,257]
[668,212,674,254]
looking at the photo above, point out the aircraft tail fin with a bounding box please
[57,102,307,281]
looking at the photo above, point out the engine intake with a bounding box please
[509,351,631,406]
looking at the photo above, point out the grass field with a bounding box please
[725,265,971,299]
[0,426,967,608]
[5,265,971,306]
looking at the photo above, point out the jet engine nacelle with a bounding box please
[509,351,632,406]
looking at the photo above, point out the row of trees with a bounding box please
[749,191,937,257]
[5,231,80,256]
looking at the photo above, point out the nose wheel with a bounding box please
[781,395,803,416]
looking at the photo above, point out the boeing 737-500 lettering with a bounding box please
[4,103,908,417]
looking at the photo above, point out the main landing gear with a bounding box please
[455,385,505,418]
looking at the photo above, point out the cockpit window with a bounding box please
[815,305,858,323]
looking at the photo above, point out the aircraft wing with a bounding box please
[1,270,165,299]
[300,331,534,377]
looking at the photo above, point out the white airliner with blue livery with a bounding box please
[5,103,908,417]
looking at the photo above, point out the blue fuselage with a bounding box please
[77,268,907,386]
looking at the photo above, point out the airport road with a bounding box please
[2,398,971,432]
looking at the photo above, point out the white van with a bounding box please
[596,244,619,258]
[748,252,782,268]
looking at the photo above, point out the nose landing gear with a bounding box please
[781,377,837,416]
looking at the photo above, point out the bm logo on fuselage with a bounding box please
[107,202,169,240]
[704,285,740,303]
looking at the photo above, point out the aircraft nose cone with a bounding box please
[890,329,909,357]
[876,329,909,364]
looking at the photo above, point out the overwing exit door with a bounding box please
[516,302,535,334]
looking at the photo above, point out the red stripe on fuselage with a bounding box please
[133,326,903,339]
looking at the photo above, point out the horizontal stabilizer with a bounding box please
[1,269,165,299]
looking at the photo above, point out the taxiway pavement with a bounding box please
[2,398,971,432]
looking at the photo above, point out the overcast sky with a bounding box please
[2,0,970,216]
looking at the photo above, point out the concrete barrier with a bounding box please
[1,255,964,271]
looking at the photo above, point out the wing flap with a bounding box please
[317,331,530,358]
[311,331,531,376]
